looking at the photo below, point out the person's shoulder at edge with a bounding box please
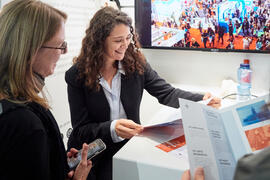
[234,147,270,180]
[65,63,83,88]
[0,103,46,137]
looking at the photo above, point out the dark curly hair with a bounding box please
[75,6,146,91]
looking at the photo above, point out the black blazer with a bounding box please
[0,100,69,180]
[65,63,203,180]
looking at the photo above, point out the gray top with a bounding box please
[234,147,270,180]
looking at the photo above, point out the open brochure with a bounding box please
[179,95,270,180]
[138,119,188,160]
[140,119,184,142]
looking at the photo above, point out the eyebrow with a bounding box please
[111,34,132,39]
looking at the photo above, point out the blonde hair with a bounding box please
[0,0,67,108]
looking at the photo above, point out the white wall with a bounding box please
[0,0,10,7]
[139,50,270,123]
[144,50,270,91]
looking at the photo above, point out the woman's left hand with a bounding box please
[67,143,92,180]
[203,92,221,109]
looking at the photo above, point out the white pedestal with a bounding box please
[113,84,268,180]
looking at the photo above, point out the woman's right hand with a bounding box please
[115,119,144,139]
[67,143,92,180]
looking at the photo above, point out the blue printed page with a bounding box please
[221,94,270,160]
[179,98,220,180]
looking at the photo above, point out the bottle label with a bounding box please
[238,68,252,88]
[240,70,251,83]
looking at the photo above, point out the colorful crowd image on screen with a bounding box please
[151,0,270,51]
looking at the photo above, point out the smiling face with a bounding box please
[103,23,131,63]
[32,21,66,78]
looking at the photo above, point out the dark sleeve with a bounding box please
[144,63,204,108]
[0,109,50,180]
[17,130,50,180]
[233,147,270,180]
[65,66,113,148]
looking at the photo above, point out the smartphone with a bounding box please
[67,138,106,170]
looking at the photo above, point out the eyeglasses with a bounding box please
[41,41,67,54]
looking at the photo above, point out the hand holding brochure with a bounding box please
[199,96,214,105]
[179,95,270,180]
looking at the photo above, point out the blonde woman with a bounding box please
[0,0,91,179]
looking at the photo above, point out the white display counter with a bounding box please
[113,84,268,180]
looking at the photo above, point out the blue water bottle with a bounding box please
[237,59,252,101]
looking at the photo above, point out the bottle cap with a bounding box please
[244,59,250,64]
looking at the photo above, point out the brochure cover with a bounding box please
[179,95,270,180]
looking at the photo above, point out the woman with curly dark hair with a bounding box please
[65,6,220,180]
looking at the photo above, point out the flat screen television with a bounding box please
[135,0,270,53]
